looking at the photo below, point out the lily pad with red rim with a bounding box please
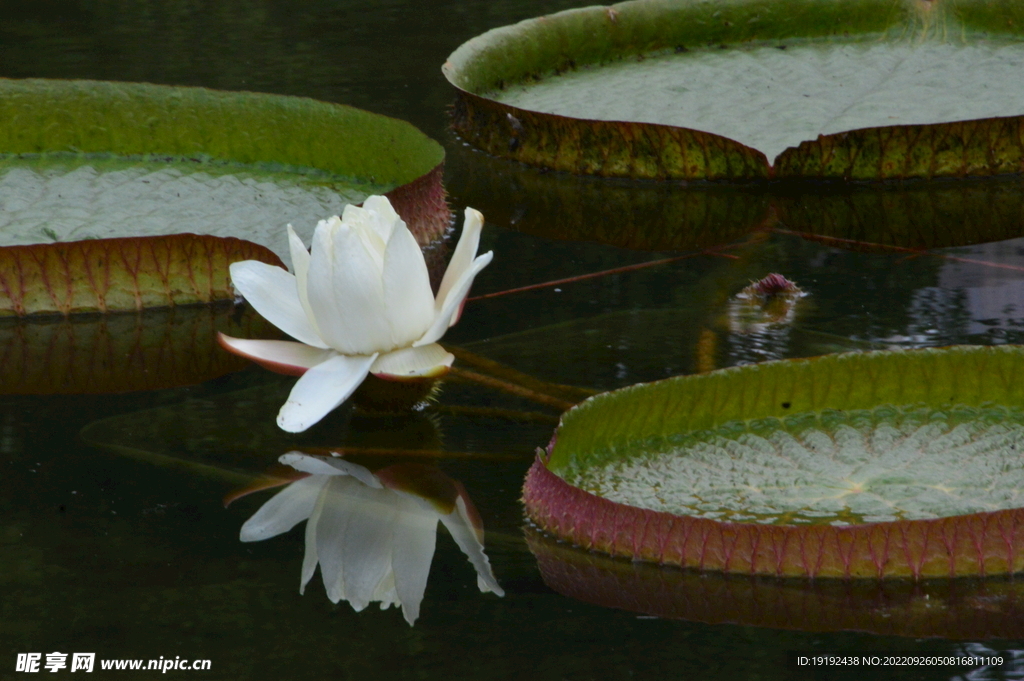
[445,0,1024,181]
[0,78,449,315]
[523,345,1024,578]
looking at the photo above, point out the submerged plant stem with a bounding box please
[466,248,739,303]
[448,345,596,402]
[425,403,560,425]
[774,228,1024,274]
[448,367,577,412]
[301,445,524,461]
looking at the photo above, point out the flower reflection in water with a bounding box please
[240,452,504,625]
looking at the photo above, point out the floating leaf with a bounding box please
[0,301,276,394]
[523,346,1024,577]
[526,526,1024,639]
[0,233,282,316]
[445,0,1024,180]
[0,79,449,256]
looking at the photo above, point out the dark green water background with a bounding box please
[3,1,1024,679]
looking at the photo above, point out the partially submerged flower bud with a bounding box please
[740,272,803,300]
[730,273,807,332]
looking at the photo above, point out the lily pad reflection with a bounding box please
[0,302,276,394]
[526,527,1024,640]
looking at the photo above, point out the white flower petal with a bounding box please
[381,221,436,347]
[280,453,382,488]
[340,203,387,266]
[239,474,329,542]
[413,251,493,347]
[279,452,347,477]
[370,344,454,378]
[229,260,327,349]
[287,224,322,338]
[435,207,485,308]
[307,220,393,354]
[276,353,377,433]
[390,495,440,626]
[362,195,402,244]
[440,497,505,597]
[217,335,333,376]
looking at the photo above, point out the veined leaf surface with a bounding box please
[0,79,449,315]
[0,234,282,315]
[0,77,448,249]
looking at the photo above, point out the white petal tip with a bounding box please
[277,410,311,433]
[464,207,484,226]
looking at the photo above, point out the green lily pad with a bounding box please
[0,78,449,258]
[575,403,1024,525]
[523,346,1024,578]
[0,153,377,258]
[445,0,1024,180]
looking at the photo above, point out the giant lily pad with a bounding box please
[0,79,449,314]
[523,345,1024,578]
[445,0,1024,180]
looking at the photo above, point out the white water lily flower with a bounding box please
[240,452,504,625]
[219,196,493,432]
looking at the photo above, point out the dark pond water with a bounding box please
[4,1,1024,679]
